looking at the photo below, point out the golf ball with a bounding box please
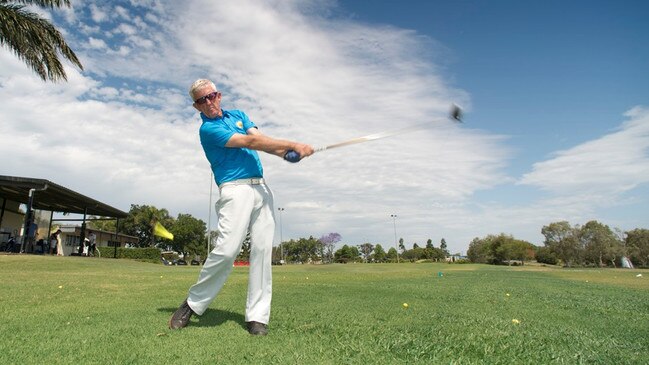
[402,303,409,309]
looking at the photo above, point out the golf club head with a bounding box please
[450,104,463,123]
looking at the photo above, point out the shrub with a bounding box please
[96,247,161,262]
[535,246,558,265]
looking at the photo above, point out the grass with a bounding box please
[0,255,647,364]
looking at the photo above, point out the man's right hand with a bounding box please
[284,143,314,163]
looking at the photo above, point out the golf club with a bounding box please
[284,104,463,162]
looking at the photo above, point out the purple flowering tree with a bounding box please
[319,232,341,264]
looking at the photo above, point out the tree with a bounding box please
[535,246,558,265]
[542,221,581,267]
[358,242,374,262]
[402,246,425,262]
[372,244,386,262]
[440,238,448,257]
[467,234,534,265]
[236,232,251,262]
[318,232,341,264]
[426,239,434,249]
[334,244,359,263]
[423,246,445,261]
[0,0,83,82]
[579,220,621,267]
[496,236,534,265]
[120,204,173,247]
[626,228,649,267]
[284,236,322,263]
[170,214,206,260]
[87,216,117,232]
[467,236,492,263]
[386,247,398,262]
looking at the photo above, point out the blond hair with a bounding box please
[188,79,217,100]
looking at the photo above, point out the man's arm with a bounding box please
[226,128,313,159]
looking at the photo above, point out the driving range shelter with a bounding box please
[0,175,128,254]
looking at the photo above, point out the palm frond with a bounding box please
[0,3,82,82]
[0,1,72,9]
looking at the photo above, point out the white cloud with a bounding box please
[115,6,131,20]
[519,107,649,195]
[89,4,108,23]
[87,37,107,49]
[9,0,620,253]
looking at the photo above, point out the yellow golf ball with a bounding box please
[402,303,409,309]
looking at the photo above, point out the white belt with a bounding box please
[219,178,265,188]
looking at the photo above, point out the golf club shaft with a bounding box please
[314,122,430,153]
[283,105,462,162]
[314,104,462,153]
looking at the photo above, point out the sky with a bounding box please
[1,0,648,254]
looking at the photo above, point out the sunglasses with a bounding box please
[194,91,219,105]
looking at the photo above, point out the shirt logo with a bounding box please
[236,121,244,129]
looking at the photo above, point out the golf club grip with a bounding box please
[284,150,301,163]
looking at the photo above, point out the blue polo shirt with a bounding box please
[199,109,264,185]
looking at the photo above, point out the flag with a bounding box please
[153,221,174,240]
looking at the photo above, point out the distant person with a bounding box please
[88,231,97,256]
[82,237,90,256]
[54,229,64,256]
[6,236,17,253]
[49,232,58,255]
[25,221,38,253]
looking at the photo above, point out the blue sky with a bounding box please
[1,0,647,254]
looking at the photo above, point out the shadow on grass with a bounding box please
[158,306,246,330]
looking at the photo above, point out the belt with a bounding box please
[219,178,265,188]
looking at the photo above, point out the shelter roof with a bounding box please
[0,175,127,218]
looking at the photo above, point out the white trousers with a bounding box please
[187,183,275,324]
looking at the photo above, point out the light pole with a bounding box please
[277,207,285,263]
[391,214,399,263]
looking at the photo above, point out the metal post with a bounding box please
[21,185,48,253]
[0,198,6,228]
[207,172,214,258]
[391,214,399,263]
[113,219,119,259]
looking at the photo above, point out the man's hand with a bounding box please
[284,143,314,163]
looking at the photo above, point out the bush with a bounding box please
[96,247,161,262]
[450,258,471,264]
[535,246,558,265]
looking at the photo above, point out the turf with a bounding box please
[0,255,647,364]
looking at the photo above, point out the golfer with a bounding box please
[169,79,313,335]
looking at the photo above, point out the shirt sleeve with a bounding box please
[239,111,257,131]
[200,120,234,148]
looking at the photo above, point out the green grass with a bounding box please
[0,256,647,364]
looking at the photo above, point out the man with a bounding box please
[169,79,313,335]
[88,231,97,256]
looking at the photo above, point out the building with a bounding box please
[56,225,138,257]
[0,175,133,255]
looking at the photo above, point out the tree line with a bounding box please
[89,204,456,264]
[91,206,649,268]
[273,235,452,264]
[467,220,649,268]
[89,204,207,260]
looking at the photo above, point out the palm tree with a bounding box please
[0,0,83,82]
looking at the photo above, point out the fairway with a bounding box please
[1,255,647,364]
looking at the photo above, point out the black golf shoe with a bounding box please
[246,321,268,336]
[169,300,194,330]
